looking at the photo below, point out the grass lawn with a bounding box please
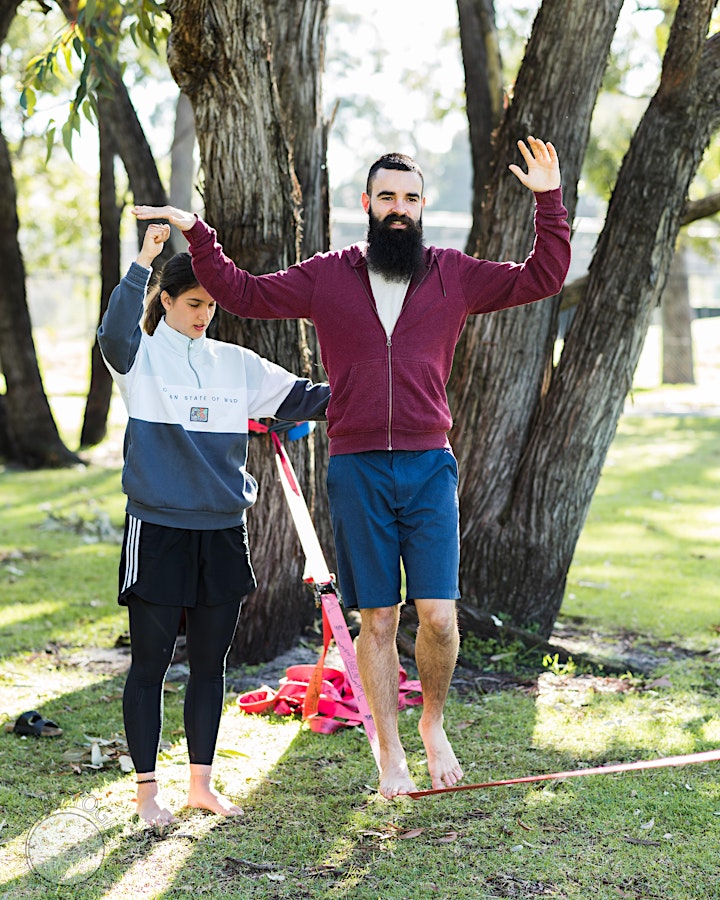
[1,324,719,898]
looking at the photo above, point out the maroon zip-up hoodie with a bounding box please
[185,188,571,456]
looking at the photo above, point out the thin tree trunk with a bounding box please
[81,105,121,447]
[661,246,695,384]
[457,0,503,254]
[170,91,195,211]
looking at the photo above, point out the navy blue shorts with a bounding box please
[327,449,461,609]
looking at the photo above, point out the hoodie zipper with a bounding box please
[386,335,393,450]
[187,340,202,387]
[353,258,437,451]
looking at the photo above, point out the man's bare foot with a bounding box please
[378,754,417,799]
[136,782,177,826]
[187,780,243,816]
[418,716,463,790]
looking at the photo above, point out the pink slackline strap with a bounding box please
[407,747,720,799]
[240,425,422,770]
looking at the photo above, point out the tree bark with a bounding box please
[454,0,719,636]
[451,0,624,632]
[263,0,334,560]
[456,0,503,253]
[0,0,80,468]
[264,0,330,260]
[165,0,328,662]
[661,245,695,384]
[170,91,196,211]
[80,104,121,447]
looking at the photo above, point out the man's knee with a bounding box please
[415,601,458,642]
[359,605,400,640]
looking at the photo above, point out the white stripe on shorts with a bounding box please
[121,515,141,593]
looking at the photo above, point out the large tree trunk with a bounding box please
[80,105,121,448]
[0,0,80,468]
[453,0,719,636]
[165,0,328,663]
[661,246,695,384]
[264,0,334,560]
[451,0,624,629]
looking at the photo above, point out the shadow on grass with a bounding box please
[3,654,720,899]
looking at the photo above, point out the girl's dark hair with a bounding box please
[143,252,199,335]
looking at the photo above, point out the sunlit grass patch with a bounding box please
[565,415,720,646]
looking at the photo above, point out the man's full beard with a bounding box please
[366,210,425,282]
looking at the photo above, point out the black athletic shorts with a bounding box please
[118,514,256,607]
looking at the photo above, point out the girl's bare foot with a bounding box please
[187,768,243,816]
[136,779,177,826]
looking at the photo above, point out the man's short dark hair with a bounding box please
[366,153,424,195]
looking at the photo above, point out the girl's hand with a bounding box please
[136,223,171,268]
[132,205,196,232]
[508,136,561,193]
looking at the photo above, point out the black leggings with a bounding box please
[123,595,241,773]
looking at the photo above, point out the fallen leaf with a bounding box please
[437,831,458,843]
[216,748,250,759]
[398,828,424,839]
[62,749,88,762]
[639,819,655,831]
[517,819,533,832]
[647,676,672,689]
[118,755,134,773]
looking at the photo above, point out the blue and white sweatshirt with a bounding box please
[98,261,330,530]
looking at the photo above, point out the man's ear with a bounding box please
[361,192,370,214]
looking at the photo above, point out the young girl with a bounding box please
[99,223,329,825]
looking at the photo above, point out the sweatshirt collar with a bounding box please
[155,315,207,356]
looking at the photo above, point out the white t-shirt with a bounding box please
[368,269,410,337]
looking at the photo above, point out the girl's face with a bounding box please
[161,285,216,340]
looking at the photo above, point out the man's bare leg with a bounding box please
[414,599,463,790]
[356,605,416,798]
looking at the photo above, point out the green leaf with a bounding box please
[215,748,250,759]
[61,118,75,159]
[81,98,97,125]
[19,87,36,117]
[44,123,56,164]
[61,40,74,74]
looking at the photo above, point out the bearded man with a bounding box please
[133,136,571,800]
